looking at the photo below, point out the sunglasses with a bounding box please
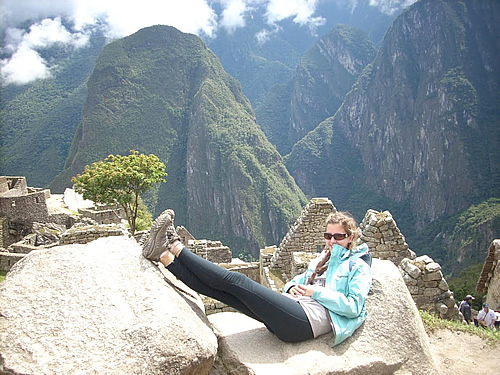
[324,232,349,241]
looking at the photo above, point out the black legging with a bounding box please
[166,247,314,343]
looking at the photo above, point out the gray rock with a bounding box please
[208,259,437,375]
[0,236,217,375]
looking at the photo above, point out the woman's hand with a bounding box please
[288,285,315,297]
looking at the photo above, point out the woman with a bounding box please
[143,209,372,345]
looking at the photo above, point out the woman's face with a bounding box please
[325,223,352,250]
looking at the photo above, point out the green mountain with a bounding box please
[51,25,307,256]
[207,0,400,107]
[256,24,376,155]
[285,0,500,274]
[0,33,107,187]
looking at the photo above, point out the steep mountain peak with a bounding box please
[286,0,499,269]
[52,25,306,255]
[257,23,376,155]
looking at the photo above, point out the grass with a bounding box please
[0,270,6,283]
[420,310,500,347]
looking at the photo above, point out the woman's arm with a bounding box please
[282,271,310,294]
[312,262,372,318]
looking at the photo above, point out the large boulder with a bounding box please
[0,236,217,375]
[208,259,438,375]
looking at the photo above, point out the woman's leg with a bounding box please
[168,247,314,343]
[166,255,262,322]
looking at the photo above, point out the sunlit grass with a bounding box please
[420,310,499,347]
[0,270,7,283]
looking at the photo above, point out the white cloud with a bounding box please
[265,0,323,27]
[1,45,51,85]
[1,18,89,85]
[23,17,89,48]
[219,0,250,33]
[1,0,415,85]
[369,0,417,15]
[71,0,218,39]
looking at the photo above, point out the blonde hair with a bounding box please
[307,211,358,284]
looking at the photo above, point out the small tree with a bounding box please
[72,150,167,235]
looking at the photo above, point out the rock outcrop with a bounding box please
[0,231,446,374]
[209,259,438,375]
[0,236,217,375]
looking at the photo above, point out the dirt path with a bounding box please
[428,329,500,375]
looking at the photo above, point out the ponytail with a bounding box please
[307,251,331,284]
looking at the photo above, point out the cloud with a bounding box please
[1,17,89,85]
[219,0,250,33]
[0,0,417,85]
[70,0,218,39]
[1,45,51,85]
[368,0,417,15]
[264,0,323,27]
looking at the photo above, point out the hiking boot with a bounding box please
[142,209,180,261]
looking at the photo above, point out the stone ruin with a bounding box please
[270,198,335,278]
[358,210,460,321]
[477,239,500,311]
[0,176,127,272]
[0,176,463,322]
[261,198,462,321]
[400,256,459,320]
[359,209,415,264]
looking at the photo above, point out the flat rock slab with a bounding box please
[208,259,438,375]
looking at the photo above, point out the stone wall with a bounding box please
[0,189,50,225]
[78,206,124,225]
[0,251,25,272]
[477,239,500,310]
[0,176,27,196]
[177,226,195,245]
[399,256,461,321]
[0,216,8,249]
[189,240,232,264]
[359,209,415,264]
[270,198,335,278]
[48,213,77,228]
[59,225,126,245]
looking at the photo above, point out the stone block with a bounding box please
[424,288,441,297]
[403,262,421,279]
[422,271,443,282]
[425,262,441,273]
[438,279,449,291]
[423,281,438,288]
[403,274,418,286]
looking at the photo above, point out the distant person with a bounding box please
[458,295,474,324]
[142,209,372,345]
[476,303,496,329]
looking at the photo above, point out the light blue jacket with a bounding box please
[282,243,372,346]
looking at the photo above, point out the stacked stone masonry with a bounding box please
[270,198,335,279]
[189,240,232,264]
[0,251,25,272]
[78,206,125,225]
[399,255,461,321]
[0,217,7,249]
[359,209,415,264]
[60,225,126,245]
[477,239,500,310]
